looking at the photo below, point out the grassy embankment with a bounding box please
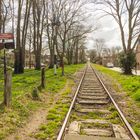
[0,64,84,139]
[93,64,140,136]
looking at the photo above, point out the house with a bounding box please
[25,51,50,68]
[25,50,35,68]
[136,39,140,70]
[6,50,50,69]
[102,56,113,66]
[41,54,50,65]
[6,50,35,68]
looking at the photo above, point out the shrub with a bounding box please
[119,51,136,75]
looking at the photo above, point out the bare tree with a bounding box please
[94,38,105,58]
[51,0,90,75]
[88,49,97,62]
[96,0,140,74]
[14,0,32,73]
[32,0,46,70]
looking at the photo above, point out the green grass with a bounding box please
[0,64,84,139]
[0,64,84,100]
[93,64,140,103]
[34,85,73,140]
[93,64,140,137]
[0,69,41,100]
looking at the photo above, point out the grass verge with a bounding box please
[0,64,84,139]
[93,64,140,103]
[93,63,140,137]
[34,85,73,140]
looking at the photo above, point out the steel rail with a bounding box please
[57,66,87,140]
[91,65,139,140]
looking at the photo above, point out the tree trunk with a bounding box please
[41,67,45,88]
[35,52,41,70]
[67,48,70,65]
[70,47,73,64]
[29,41,32,69]
[121,50,135,75]
[123,54,133,75]
[124,64,132,75]
[61,57,64,76]
[49,48,54,68]
[14,0,24,74]
[75,45,78,64]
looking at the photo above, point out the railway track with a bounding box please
[57,64,139,140]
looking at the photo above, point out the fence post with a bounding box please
[4,70,12,107]
[41,67,45,88]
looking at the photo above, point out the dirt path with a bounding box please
[6,109,48,140]
[5,81,70,140]
[4,67,85,140]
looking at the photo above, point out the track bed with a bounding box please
[57,64,139,140]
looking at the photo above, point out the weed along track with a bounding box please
[57,64,139,140]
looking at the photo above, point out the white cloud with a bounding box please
[85,3,122,49]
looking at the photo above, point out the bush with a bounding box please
[119,51,136,75]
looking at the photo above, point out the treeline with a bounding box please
[0,0,92,75]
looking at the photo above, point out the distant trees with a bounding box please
[88,49,97,62]
[0,0,94,75]
[89,39,121,66]
[0,0,11,33]
[89,38,105,64]
[96,0,140,74]
[14,0,46,73]
[12,0,32,73]
[95,39,105,62]
[43,0,92,75]
[32,0,46,70]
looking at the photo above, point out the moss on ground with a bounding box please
[0,64,84,139]
[34,83,73,140]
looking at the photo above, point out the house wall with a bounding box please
[102,57,113,66]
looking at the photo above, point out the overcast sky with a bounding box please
[5,1,122,51]
[85,3,122,50]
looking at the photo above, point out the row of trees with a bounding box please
[0,0,92,75]
[94,0,140,74]
[1,0,139,75]
[88,38,121,66]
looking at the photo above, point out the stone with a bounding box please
[68,121,81,134]
[112,124,130,139]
